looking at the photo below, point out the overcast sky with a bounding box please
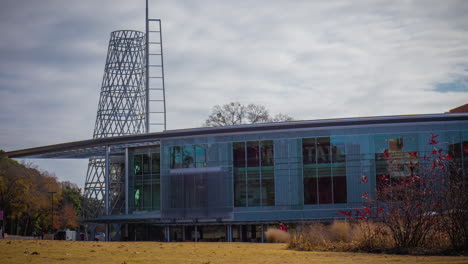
[1,0,468,188]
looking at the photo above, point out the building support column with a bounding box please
[182,226,186,241]
[261,224,264,243]
[227,225,232,242]
[194,225,198,242]
[105,145,110,216]
[165,226,170,242]
[125,148,129,215]
[239,225,243,242]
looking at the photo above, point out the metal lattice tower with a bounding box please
[84,30,147,219]
[94,30,147,138]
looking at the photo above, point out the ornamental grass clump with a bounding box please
[288,221,395,252]
[288,221,361,252]
[264,228,290,243]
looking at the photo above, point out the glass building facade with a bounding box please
[129,147,161,212]
[5,113,468,241]
[233,140,275,207]
[124,116,468,226]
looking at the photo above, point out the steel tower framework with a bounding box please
[83,30,147,219]
[83,0,167,222]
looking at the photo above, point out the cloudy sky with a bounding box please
[1,0,468,187]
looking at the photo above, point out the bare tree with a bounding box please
[204,102,293,127]
[204,102,246,126]
[246,104,269,124]
[270,113,294,122]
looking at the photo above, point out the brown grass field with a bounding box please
[1,239,467,264]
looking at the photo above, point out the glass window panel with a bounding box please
[461,131,468,178]
[374,134,389,153]
[234,171,246,207]
[402,134,418,152]
[261,140,274,167]
[143,153,151,174]
[170,146,182,169]
[134,155,142,175]
[333,176,347,203]
[152,183,160,211]
[247,141,260,167]
[331,138,347,204]
[332,166,346,177]
[151,152,160,175]
[247,178,261,207]
[144,173,152,181]
[143,183,151,210]
[110,164,123,182]
[261,168,274,180]
[182,145,195,168]
[389,138,404,152]
[318,162,332,204]
[261,168,274,206]
[247,168,260,207]
[262,179,275,206]
[303,166,317,178]
[332,164,347,204]
[233,142,247,207]
[448,141,462,159]
[331,143,346,164]
[375,149,389,187]
[134,185,142,211]
[302,138,316,164]
[247,167,260,179]
[318,176,332,204]
[195,145,207,168]
[445,132,462,168]
[233,142,246,168]
[317,164,331,177]
[463,131,468,177]
[304,177,317,204]
[234,141,275,207]
[317,137,331,164]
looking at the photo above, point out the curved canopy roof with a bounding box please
[3,113,467,159]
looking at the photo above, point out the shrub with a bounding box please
[329,221,353,243]
[264,228,290,243]
[288,223,331,251]
[288,221,351,251]
[288,221,393,252]
[353,221,393,252]
[336,134,468,254]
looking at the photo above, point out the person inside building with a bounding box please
[279,222,287,232]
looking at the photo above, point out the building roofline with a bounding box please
[3,112,468,159]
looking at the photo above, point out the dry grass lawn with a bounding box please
[1,239,467,264]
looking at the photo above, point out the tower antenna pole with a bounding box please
[145,0,150,133]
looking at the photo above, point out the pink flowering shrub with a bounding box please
[339,134,468,252]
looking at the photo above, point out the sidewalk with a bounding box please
[3,235,36,240]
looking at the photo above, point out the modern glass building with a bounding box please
[4,112,468,242]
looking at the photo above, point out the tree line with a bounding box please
[0,151,82,236]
